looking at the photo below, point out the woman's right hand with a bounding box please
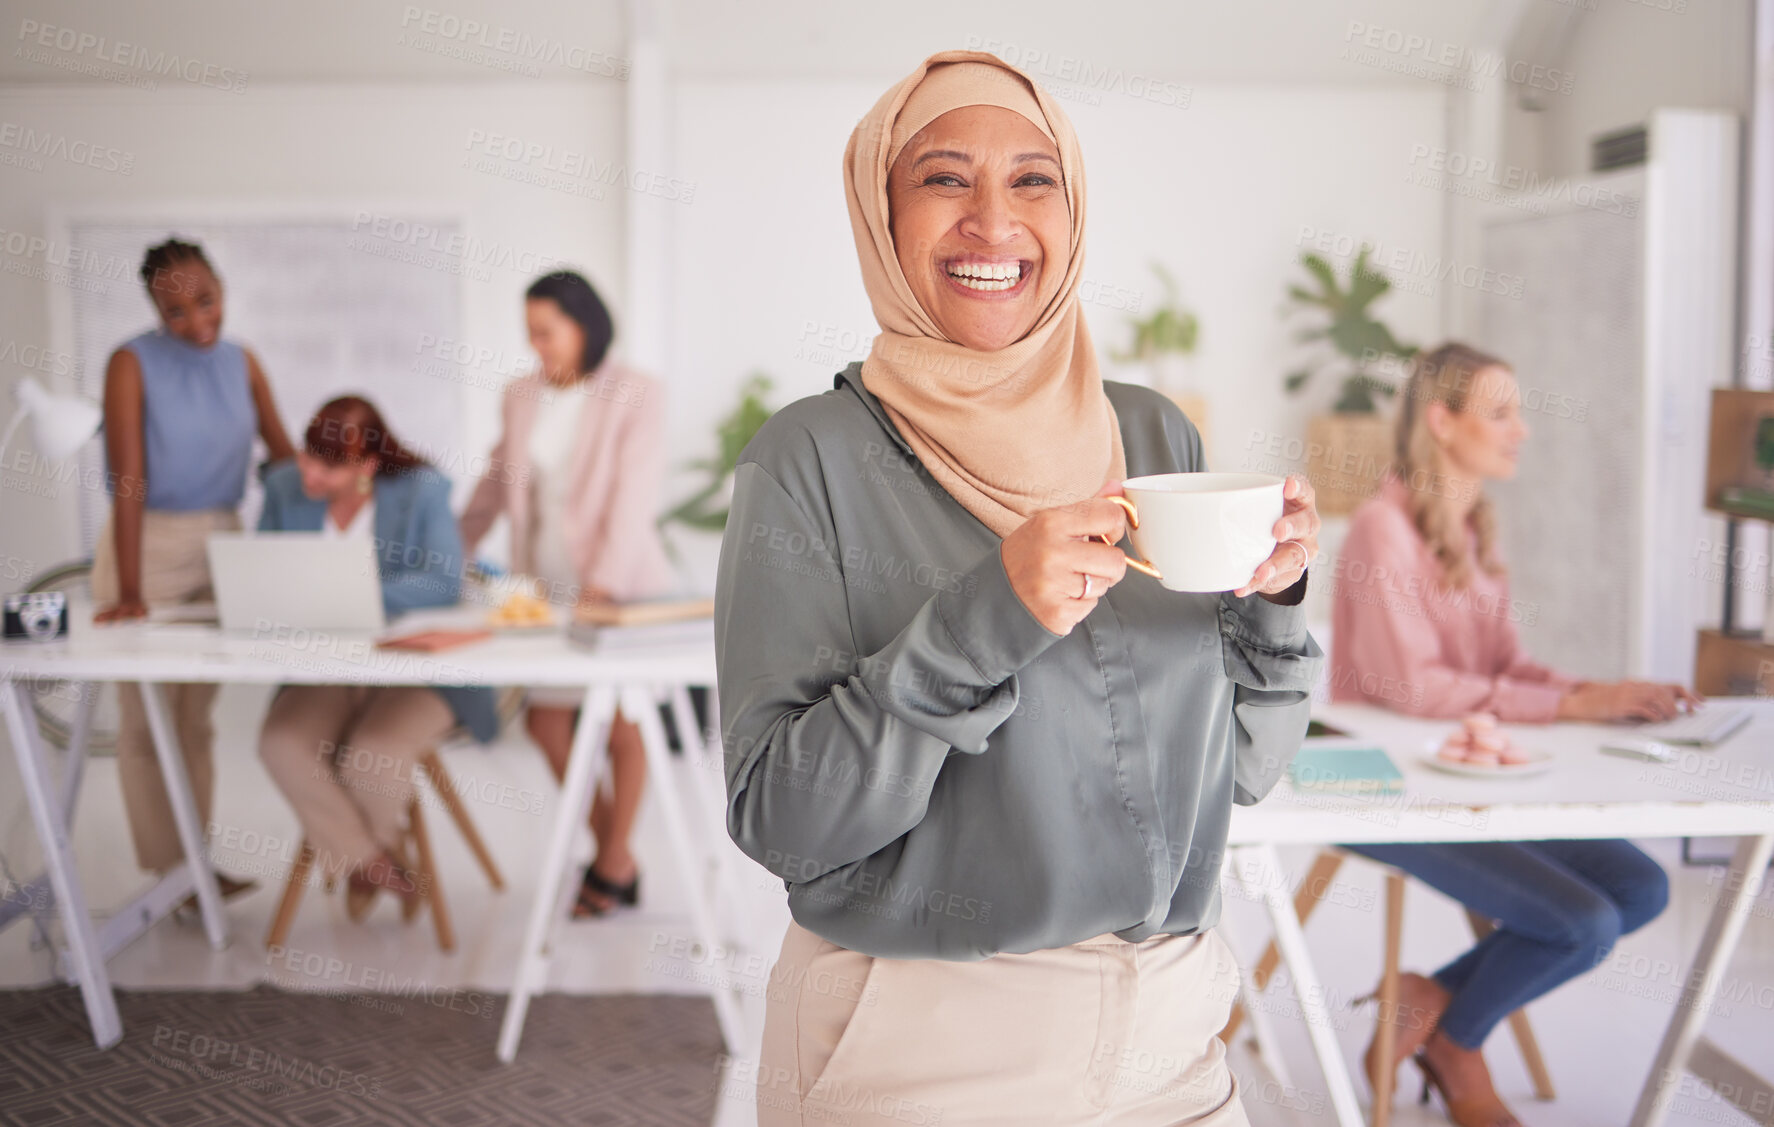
[1001,486,1131,635]
[1556,680,1701,723]
[94,598,149,624]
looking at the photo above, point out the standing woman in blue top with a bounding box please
[256,396,498,918]
[91,237,295,891]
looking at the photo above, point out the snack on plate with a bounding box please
[1436,712,1531,766]
[488,591,555,628]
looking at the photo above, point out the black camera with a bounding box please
[4,592,68,642]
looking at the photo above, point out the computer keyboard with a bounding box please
[1641,706,1752,746]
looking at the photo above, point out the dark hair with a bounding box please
[525,270,614,375]
[139,237,214,289]
[304,396,428,477]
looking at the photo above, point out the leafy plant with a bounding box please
[659,373,776,535]
[1281,248,1417,414]
[1113,263,1199,362]
[1756,416,1774,473]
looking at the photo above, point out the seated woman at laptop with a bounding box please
[257,396,498,918]
[92,237,296,897]
[1331,343,1697,1127]
[460,270,673,918]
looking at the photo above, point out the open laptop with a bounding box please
[206,532,385,633]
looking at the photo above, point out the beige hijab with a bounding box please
[844,49,1125,539]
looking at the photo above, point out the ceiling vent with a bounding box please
[1593,125,1649,172]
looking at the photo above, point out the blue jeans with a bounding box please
[1340,839,1669,1049]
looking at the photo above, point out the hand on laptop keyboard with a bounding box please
[1557,680,1702,723]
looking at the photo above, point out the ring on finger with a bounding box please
[1080,573,1095,600]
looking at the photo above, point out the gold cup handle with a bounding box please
[1092,495,1163,581]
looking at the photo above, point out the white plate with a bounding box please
[1419,740,1554,778]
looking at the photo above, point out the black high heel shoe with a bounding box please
[572,864,639,919]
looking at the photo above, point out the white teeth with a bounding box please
[947,261,1022,290]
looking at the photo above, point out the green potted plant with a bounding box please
[1755,416,1774,491]
[1113,262,1209,457]
[1114,262,1200,390]
[658,373,777,550]
[1279,248,1418,514]
[1282,247,1417,411]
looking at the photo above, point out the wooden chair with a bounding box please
[264,748,505,953]
[1221,848,1555,1127]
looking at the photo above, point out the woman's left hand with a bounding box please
[1233,474,1320,599]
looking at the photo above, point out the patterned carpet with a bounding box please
[0,985,722,1126]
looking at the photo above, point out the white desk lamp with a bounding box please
[0,377,103,465]
[1,377,100,641]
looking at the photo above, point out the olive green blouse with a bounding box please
[715,364,1322,959]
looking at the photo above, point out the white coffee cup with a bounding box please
[1098,472,1288,593]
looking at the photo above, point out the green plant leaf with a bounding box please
[1150,260,1179,302]
[1328,318,1398,361]
[1282,248,1413,400]
[1119,263,1200,360]
[677,511,732,532]
[1334,378,1377,414]
[1300,253,1338,297]
[663,373,777,534]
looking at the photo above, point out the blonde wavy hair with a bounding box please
[1394,342,1509,589]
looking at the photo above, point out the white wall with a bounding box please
[657,0,1499,84]
[1515,0,1753,176]
[661,78,1450,588]
[0,79,626,581]
[2,0,1752,609]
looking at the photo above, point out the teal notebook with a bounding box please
[1287,746,1404,795]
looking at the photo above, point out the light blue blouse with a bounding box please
[118,329,256,511]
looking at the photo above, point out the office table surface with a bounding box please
[1232,699,1774,844]
[0,599,746,1058]
[0,603,717,687]
[6,607,1770,843]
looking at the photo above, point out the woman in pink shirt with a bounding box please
[461,271,674,918]
[1333,342,1696,1127]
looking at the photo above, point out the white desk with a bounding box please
[1226,701,1774,1127]
[8,616,1770,1120]
[0,604,742,1061]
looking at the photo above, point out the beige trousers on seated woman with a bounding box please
[90,509,240,873]
[757,920,1251,1127]
[257,684,454,878]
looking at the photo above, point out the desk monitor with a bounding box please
[206,533,385,634]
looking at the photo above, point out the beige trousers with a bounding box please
[90,509,240,873]
[757,921,1252,1127]
[257,684,454,878]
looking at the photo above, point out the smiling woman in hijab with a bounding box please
[714,51,1323,1126]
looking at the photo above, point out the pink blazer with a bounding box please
[1330,477,1577,723]
[460,364,673,602]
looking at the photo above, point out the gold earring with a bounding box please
[357,474,373,496]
